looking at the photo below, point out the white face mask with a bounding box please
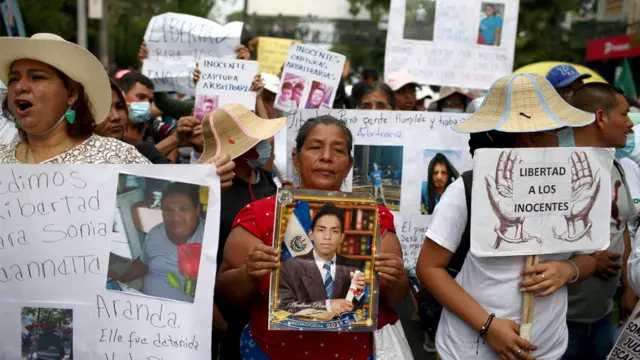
[441,108,464,113]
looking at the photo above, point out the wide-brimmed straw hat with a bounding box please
[427,87,471,111]
[0,33,111,124]
[454,73,595,133]
[197,104,286,163]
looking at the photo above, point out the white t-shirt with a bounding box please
[426,178,568,360]
[620,158,640,247]
[416,8,427,21]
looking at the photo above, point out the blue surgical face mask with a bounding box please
[616,133,636,159]
[554,128,576,147]
[129,102,151,124]
[441,108,464,113]
[248,140,272,170]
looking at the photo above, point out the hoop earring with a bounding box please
[65,109,76,124]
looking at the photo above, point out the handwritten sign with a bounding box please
[194,58,258,119]
[275,109,472,267]
[471,148,613,257]
[257,37,301,74]
[385,0,519,89]
[0,165,221,360]
[609,302,640,360]
[142,12,243,94]
[274,44,346,112]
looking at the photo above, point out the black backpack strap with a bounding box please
[446,171,473,277]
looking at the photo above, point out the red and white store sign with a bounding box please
[586,34,640,61]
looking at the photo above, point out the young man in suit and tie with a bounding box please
[278,204,366,315]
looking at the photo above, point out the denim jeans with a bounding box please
[562,313,614,360]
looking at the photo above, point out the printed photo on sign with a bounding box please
[278,73,306,111]
[21,306,73,360]
[268,189,381,332]
[306,81,333,109]
[477,2,505,46]
[421,150,461,215]
[353,145,404,212]
[106,174,211,304]
[470,148,613,257]
[403,0,436,41]
[194,95,219,121]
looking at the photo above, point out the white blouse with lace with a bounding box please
[0,134,151,164]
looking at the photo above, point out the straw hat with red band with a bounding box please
[454,73,595,133]
[0,33,111,124]
[197,104,286,163]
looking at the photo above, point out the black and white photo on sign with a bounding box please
[106,173,210,304]
[353,145,404,212]
[470,148,613,257]
[403,0,436,41]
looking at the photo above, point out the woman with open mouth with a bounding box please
[0,33,152,164]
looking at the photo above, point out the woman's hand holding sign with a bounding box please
[245,244,279,283]
[485,318,537,360]
[519,260,573,297]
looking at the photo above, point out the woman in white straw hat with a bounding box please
[416,73,598,360]
[0,33,150,164]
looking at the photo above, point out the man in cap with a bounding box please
[561,83,636,360]
[386,71,422,111]
[546,64,592,102]
[368,162,387,206]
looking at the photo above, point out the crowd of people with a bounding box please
[2,20,640,360]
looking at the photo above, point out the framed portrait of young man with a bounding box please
[268,189,381,332]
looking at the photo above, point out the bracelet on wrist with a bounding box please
[567,259,579,284]
[476,313,495,354]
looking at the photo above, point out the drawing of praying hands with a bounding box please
[485,150,541,249]
[553,152,601,242]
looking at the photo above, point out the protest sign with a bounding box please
[609,302,640,360]
[194,58,259,120]
[142,12,243,94]
[274,109,472,268]
[385,0,520,89]
[470,148,613,257]
[257,37,301,74]
[0,165,221,360]
[268,189,380,332]
[274,44,346,113]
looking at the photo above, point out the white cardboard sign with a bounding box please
[471,148,613,257]
[385,0,520,89]
[194,58,258,120]
[274,44,346,113]
[275,109,472,269]
[609,301,640,360]
[0,165,221,360]
[142,12,243,94]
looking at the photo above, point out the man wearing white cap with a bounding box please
[386,71,422,111]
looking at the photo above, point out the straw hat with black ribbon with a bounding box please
[197,104,286,163]
[0,33,111,124]
[454,73,595,133]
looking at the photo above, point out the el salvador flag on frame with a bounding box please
[281,201,314,261]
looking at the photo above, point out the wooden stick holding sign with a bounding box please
[520,255,539,354]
